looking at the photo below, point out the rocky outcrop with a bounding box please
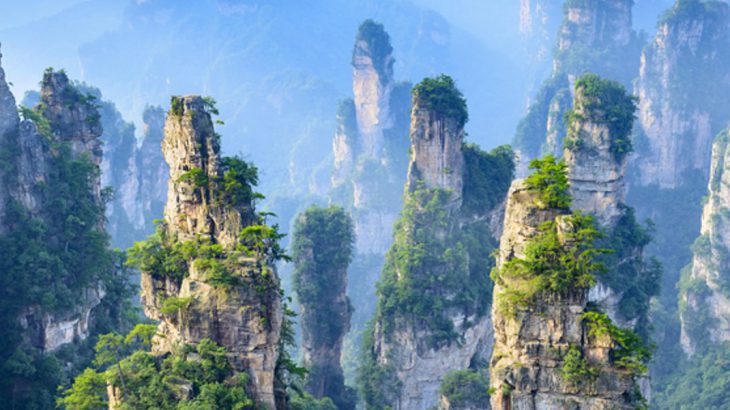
[292,205,356,409]
[139,96,283,409]
[407,95,465,208]
[330,20,412,360]
[363,75,512,410]
[352,19,394,159]
[564,77,628,226]
[634,0,730,189]
[514,0,641,171]
[102,103,167,248]
[519,0,561,68]
[680,130,730,355]
[489,181,645,410]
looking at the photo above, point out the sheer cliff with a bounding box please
[564,75,660,332]
[514,0,642,169]
[292,205,357,409]
[489,159,649,410]
[123,96,285,409]
[0,56,133,408]
[329,20,413,376]
[359,75,514,410]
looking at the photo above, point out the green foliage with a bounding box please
[582,311,651,375]
[292,205,356,409]
[492,212,605,316]
[524,155,572,209]
[513,76,570,159]
[438,369,490,409]
[57,368,107,410]
[18,105,52,138]
[652,342,730,409]
[597,205,661,327]
[566,74,637,163]
[171,96,184,116]
[289,392,337,410]
[376,188,484,347]
[177,168,208,187]
[561,345,595,384]
[412,74,469,128]
[461,144,515,216]
[353,19,393,76]
[292,205,354,348]
[201,96,219,116]
[160,296,193,315]
[356,321,400,410]
[219,157,260,209]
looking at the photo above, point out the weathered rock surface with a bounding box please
[514,0,640,172]
[489,181,642,410]
[407,101,464,208]
[634,1,730,188]
[680,130,730,355]
[140,96,282,409]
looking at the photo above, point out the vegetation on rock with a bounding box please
[524,154,572,209]
[412,75,469,128]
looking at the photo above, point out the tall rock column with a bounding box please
[359,75,511,410]
[565,74,659,331]
[292,205,356,409]
[138,96,283,409]
[680,129,730,355]
[634,0,730,188]
[352,19,395,159]
[514,0,641,170]
[489,159,649,410]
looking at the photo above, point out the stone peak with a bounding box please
[352,19,394,80]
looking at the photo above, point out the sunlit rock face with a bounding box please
[680,130,730,356]
[407,97,465,209]
[489,181,643,410]
[634,1,730,189]
[140,96,283,409]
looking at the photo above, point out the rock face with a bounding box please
[634,0,730,189]
[5,68,107,352]
[514,0,640,171]
[329,20,412,362]
[564,80,627,226]
[363,76,512,410]
[139,96,282,409]
[489,181,644,410]
[352,19,394,159]
[519,0,561,68]
[102,103,167,248]
[292,205,356,409]
[680,130,730,355]
[407,98,464,208]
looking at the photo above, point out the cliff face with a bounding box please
[515,0,641,171]
[519,0,561,68]
[680,130,730,355]
[489,180,646,410]
[634,0,730,188]
[292,205,356,409]
[138,96,282,409]
[362,76,513,410]
[330,21,412,371]
[101,103,167,248]
[12,70,106,353]
[407,98,464,208]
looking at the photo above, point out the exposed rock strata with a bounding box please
[489,181,643,410]
[680,130,730,355]
[139,96,282,409]
[634,0,730,188]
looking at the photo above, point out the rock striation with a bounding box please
[634,0,730,189]
[489,180,646,410]
[514,0,641,171]
[138,96,283,409]
[362,75,513,410]
[680,129,730,355]
[102,103,167,248]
